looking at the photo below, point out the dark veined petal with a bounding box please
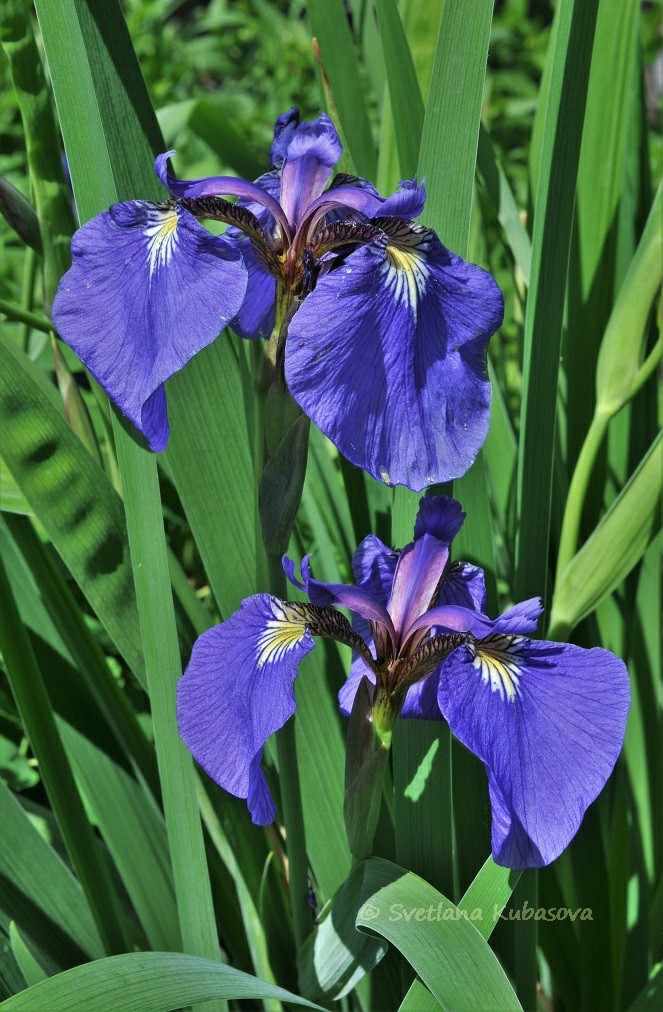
[439,562,487,611]
[436,636,630,868]
[177,594,315,825]
[286,222,503,491]
[52,200,246,451]
[282,553,397,649]
[279,113,342,228]
[155,151,291,240]
[224,171,281,340]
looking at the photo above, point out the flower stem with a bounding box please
[0,297,52,334]
[266,552,312,952]
[555,408,609,584]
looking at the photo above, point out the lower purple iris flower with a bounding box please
[177,495,630,870]
[52,108,503,491]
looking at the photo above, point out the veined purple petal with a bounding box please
[438,563,487,612]
[413,494,465,543]
[52,200,246,451]
[270,107,300,168]
[436,637,630,868]
[301,185,384,239]
[155,151,291,241]
[279,113,342,228]
[378,178,426,219]
[350,534,398,643]
[404,603,495,641]
[338,655,376,717]
[285,224,503,491]
[493,598,543,635]
[177,594,315,825]
[224,171,281,340]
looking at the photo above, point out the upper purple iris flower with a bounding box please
[52,108,504,491]
[177,495,630,870]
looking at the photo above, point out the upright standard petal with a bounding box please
[286,223,504,491]
[436,636,630,868]
[388,496,465,637]
[177,594,315,825]
[52,201,246,451]
[279,113,342,228]
[270,106,300,168]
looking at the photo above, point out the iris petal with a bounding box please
[52,200,246,451]
[285,225,503,491]
[155,151,291,240]
[279,114,342,228]
[177,594,314,825]
[388,496,465,636]
[436,637,630,868]
[270,106,300,169]
[224,171,281,340]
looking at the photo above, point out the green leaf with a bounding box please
[0,340,145,686]
[0,778,104,969]
[0,176,42,254]
[354,859,521,1010]
[297,861,389,1002]
[307,0,377,180]
[373,0,423,177]
[5,513,158,794]
[398,980,441,1011]
[0,0,74,308]
[418,0,494,250]
[0,553,126,955]
[596,184,663,417]
[563,0,641,469]
[166,335,258,617]
[9,924,47,988]
[0,457,33,516]
[59,721,181,953]
[476,125,532,286]
[514,0,600,602]
[459,857,522,938]
[33,0,227,977]
[0,952,324,1012]
[549,432,662,637]
[628,962,663,1010]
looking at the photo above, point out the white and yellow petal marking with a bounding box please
[381,222,431,318]
[256,600,308,667]
[469,633,525,702]
[143,205,180,278]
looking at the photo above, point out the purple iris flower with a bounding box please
[52,108,503,490]
[177,495,630,870]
